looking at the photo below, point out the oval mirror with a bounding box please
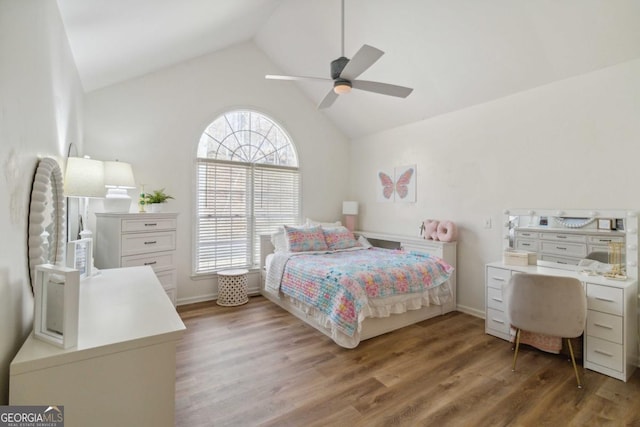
[28,157,66,291]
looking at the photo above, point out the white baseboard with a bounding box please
[456,304,484,319]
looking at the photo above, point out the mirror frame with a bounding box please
[28,157,66,291]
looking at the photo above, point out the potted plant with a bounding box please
[145,188,174,213]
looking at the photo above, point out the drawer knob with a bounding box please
[491,297,503,303]
[595,296,615,303]
[492,318,505,324]
[492,276,506,282]
[145,223,158,226]
[144,241,157,245]
[144,261,157,266]
[594,349,614,357]
[556,246,567,250]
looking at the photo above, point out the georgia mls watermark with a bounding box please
[0,406,64,427]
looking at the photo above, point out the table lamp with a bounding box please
[64,156,104,238]
[103,160,136,213]
[342,201,359,232]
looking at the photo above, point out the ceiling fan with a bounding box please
[265,0,413,109]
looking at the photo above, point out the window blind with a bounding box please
[195,159,300,273]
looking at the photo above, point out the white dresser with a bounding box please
[10,267,185,427]
[95,212,178,306]
[485,261,638,382]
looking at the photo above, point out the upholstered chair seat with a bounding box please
[506,273,587,387]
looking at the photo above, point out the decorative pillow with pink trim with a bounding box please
[284,225,328,252]
[322,226,359,250]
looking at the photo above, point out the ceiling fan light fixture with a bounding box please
[333,80,352,94]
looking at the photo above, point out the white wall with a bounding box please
[349,59,640,316]
[83,41,350,304]
[0,0,83,404]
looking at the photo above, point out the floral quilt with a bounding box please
[279,248,454,337]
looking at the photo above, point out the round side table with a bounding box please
[217,269,249,307]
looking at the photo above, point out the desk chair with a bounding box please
[506,273,587,388]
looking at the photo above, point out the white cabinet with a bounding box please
[485,261,637,382]
[95,212,178,306]
[485,266,511,340]
[10,267,185,427]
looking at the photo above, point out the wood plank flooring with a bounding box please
[175,297,640,426]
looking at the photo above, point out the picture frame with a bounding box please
[34,264,80,349]
[66,238,92,279]
[597,218,613,230]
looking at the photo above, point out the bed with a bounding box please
[259,228,457,348]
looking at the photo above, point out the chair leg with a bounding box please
[567,338,582,389]
[512,328,521,372]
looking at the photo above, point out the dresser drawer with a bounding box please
[156,268,177,290]
[587,310,623,344]
[121,231,176,256]
[486,308,510,335]
[122,217,177,233]
[586,336,623,372]
[121,252,176,272]
[540,241,587,258]
[587,284,623,315]
[487,286,505,311]
[487,267,510,289]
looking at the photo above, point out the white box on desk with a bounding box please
[503,250,537,266]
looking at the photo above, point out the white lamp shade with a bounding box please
[64,157,105,198]
[342,201,359,215]
[104,161,136,188]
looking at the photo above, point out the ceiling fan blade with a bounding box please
[318,89,339,109]
[339,44,384,80]
[351,80,413,98]
[265,74,331,82]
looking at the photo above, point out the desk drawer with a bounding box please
[587,284,623,316]
[540,241,587,258]
[487,267,510,289]
[516,231,538,239]
[486,308,509,334]
[487,287,505,311]
[121,231,176,256]
[515,239,538,252]
[539,254,581,266]
[122,252,175,272]
[587,310,623,344]
[586,336,623,372]
[122,217,177,232]
[540,233,586,243]
[587,235,624,245]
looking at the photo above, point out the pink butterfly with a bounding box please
[379,168,414,199]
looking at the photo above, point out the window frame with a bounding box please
[192,110,301,277]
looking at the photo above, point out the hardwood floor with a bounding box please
[175,297,640,426]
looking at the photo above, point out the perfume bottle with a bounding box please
[139,184,146,213]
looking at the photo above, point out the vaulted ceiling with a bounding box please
[57,0,640,139]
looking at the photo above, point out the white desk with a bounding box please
[486,261,638,382]
[10,266,186,427]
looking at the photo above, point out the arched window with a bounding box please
[194,110,300,273]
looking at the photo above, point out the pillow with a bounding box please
[284,225,328,252]
[357,235,373,249]
[270,228,288,252]
[306,218,342,228]
[323,226,359,250]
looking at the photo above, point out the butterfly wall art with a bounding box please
[377,165,416,203]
